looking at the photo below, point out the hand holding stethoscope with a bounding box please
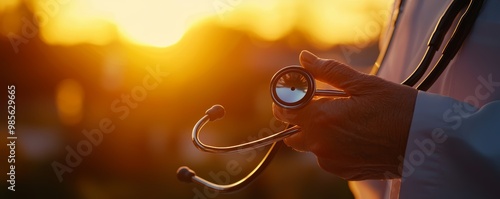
[271,51,417,180]
[177,51,416,190]
[178,0,483,193]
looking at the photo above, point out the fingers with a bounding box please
[299,50,371,95]
[272,102,307,126]
[273,99,336,152]
[272,98,334,125]
[273,103,309,152]
[272,102,317,152]
[283,131,309,152]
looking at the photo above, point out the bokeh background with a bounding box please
[0,0,392,198]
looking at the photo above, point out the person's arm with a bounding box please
[398,91,500,199]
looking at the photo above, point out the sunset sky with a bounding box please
[1,0,391,48]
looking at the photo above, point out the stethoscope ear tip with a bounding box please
[177,166,196,183]
[205,104,226,121]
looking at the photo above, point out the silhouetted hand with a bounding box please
[273,50,417,180]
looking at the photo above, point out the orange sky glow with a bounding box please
[1,0,392,48]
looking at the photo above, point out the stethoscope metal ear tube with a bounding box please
[270,66,348,109]
[177,141,284,193]
[177,105,295,192]
[192,105,301,153]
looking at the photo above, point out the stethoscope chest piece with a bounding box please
[270,65,347,109]
[270,66,316,109]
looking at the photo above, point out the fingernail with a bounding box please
[300,50,318,65]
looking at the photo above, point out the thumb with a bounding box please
[299,50,372,94]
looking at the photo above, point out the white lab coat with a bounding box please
[350,0,500,198]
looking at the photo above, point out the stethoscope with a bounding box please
[177,0,483,193]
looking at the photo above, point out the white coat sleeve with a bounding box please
[398,91,500,199]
